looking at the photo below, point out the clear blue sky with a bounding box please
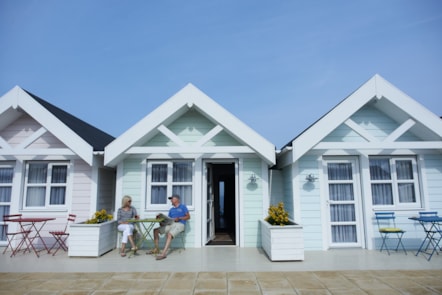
[1,1,441,148]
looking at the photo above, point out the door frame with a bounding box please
[322,156,365,248]
[202,159,238,247]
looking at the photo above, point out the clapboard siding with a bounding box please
[97,168,115,213]
[71,159,94,222]
[297,154,323,250]
[121,159,143,203]
[242,158,264,247]
[424,154,442,210]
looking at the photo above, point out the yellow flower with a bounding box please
[265,202,290,226]
[85,209,113,224]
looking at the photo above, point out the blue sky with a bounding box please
[1,1,441,148]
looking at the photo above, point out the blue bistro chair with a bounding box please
[417,211,442,260]
[375,212,407,255]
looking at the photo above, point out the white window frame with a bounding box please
[369,156,421,209]
[0,163,14,242]
[145,160,194,210]
[23,161,70,209]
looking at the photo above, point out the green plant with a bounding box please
[265,202,290,226]
[85,209,113,224]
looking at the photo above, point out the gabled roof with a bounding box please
[283,74,442,161]
[105,83,275,166]
[0,86,115,165]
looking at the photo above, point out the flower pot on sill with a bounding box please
[260,219,304,261]
[68,220,117,257]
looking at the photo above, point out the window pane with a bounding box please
[152,164,167,182]
[52,166,67,183]
[330,204,355,222]
[332,225,357,243]
[173,185,192,206]
[50,187,66,204]
[26,187,45,206]
[329,184,354,201]
[371,184,393,205]
[0,168,13,183]
[28,164,47,183]
[396,160,413,180]
[173,162,192,182]
[0,205,9,218]
[328,163,352,180]
[369,159,391,180]
[0,205,8,240]
[398,183,416,203]
[151,186,167,204]
[0,188,12,202]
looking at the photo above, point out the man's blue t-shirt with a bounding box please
[168,203,189,225]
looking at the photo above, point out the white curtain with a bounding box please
[172,162,192,205]
[151,164,168,204]
[396,160,415,203]
[50,166,67,205]
[26,164,47,206]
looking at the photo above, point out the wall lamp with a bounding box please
[249,173,257,183]
[305,173,318,182]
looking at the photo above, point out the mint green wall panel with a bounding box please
[122,159,142,202]
[242,158,264,247]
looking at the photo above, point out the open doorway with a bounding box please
[206,163,236,246]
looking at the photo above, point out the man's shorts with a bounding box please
[159,222,185,238]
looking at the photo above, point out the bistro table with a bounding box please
[409,214,442,261]
[126,218,163,257]
[11,217,56,257]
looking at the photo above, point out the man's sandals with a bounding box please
[146,248,159,255]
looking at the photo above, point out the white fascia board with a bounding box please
[291,76,378,162]
[375,75,442,138]
[127,146,255,154]
[0,86,19,113]
[15,87,93,165]
[314,141,442,150]
[0,148,75,156]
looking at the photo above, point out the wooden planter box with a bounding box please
[260,219,304,261]
[68,220,117,257]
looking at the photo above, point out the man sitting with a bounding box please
[152,194,190,260]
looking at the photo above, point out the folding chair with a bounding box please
[418,211,442,260]
[375,212,407,255]
[2,214,31,257]
[48,214,76,256]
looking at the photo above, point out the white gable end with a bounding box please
[105,83,275,166]
[290,74,442,161]
[0,86,94,164]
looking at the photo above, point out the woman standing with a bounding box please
[117,195,139,257]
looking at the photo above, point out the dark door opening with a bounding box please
[206,163,236,246]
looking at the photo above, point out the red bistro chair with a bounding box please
[2,214,31,257]
[48,214,76,256]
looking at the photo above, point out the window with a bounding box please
[24,162,69,208]
[369,157,420,208]
[146,161,193,207]
[0,164,14,241]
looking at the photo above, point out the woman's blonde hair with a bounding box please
[121,195,132,207]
